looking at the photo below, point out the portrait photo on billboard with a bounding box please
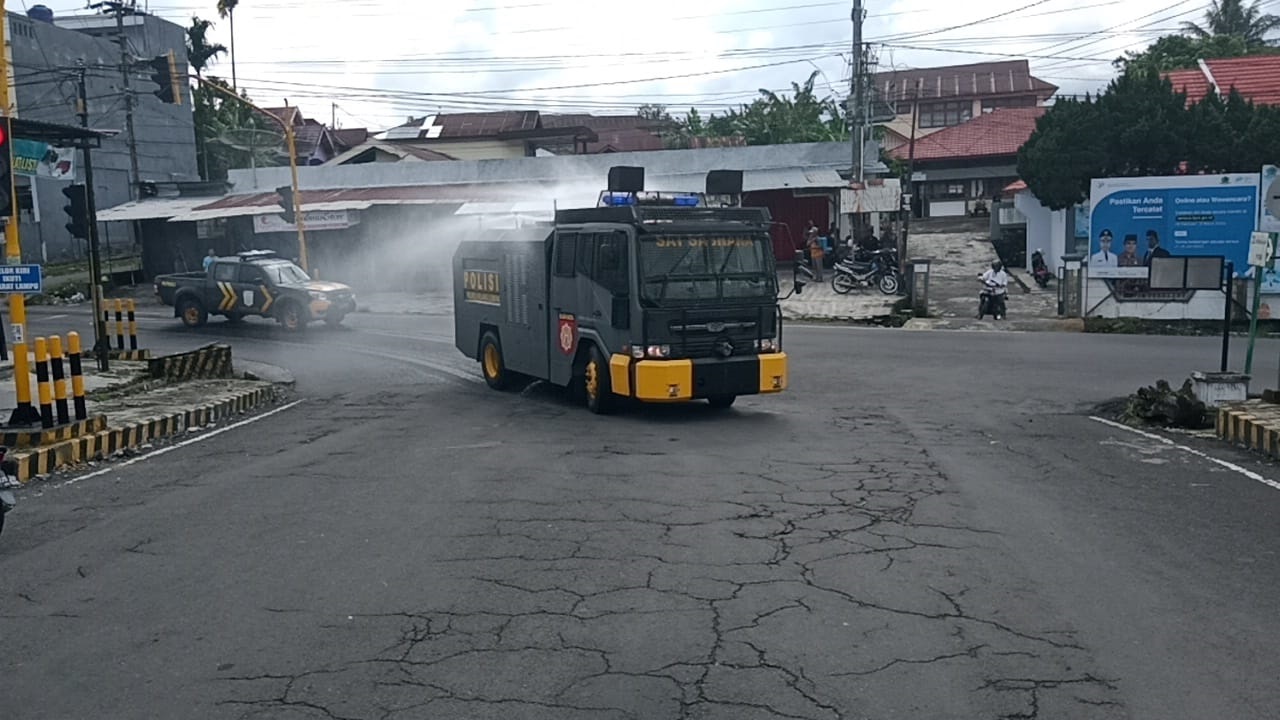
[1088,174,1259,280]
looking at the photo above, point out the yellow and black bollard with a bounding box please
[67,332,88,421]
[114,299,125,351]
[127,299,138,350]
[34,337,54,429]
[48,335,71,426]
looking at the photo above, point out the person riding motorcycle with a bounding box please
[979,260,1009,319]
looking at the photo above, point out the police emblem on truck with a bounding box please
[558,313,577,355]
[463,270,501,306]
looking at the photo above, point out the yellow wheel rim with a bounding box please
[585,359,599,399]
[483,344,501,379]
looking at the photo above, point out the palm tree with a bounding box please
[186,16,227,79]
[1181,0,1280,47]
[215,0,240,90]
[188,16,227,180]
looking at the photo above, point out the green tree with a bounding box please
[187,15,228,180]
[192,76,274,181]
[1093,70,1191,177]
[1016,96,1109,210]
[1016,68,1280,211]
[186,15,226,79]
[1182,0,1280,46]
[672,71,847,147]
[1114,33,1255,74]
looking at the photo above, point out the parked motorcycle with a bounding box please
[832,248,900,295]
[978,278,1007,320]
[1031,249,1052,289]
[0,447,16,538]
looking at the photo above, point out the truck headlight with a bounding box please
[645,345,670,358]
[754,338,780,352]
[309,291,328,301]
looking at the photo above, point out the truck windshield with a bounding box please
[640,235,775,302]
[260,262,311,285]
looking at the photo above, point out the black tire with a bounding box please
[479,331,511,390]
[832,273,857,294]
[178,297,207,328]
[225,313,244,324]
[584,344,615,415]
[707,394,736,409]
[977,296,987,319]
[877,273,900,295]
[277,301,306,332]
[324,313,346,328]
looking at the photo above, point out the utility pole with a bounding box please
[850,0,864,184]
[93,1,142,201]
[900,80,921,269]
[0,0,41,425]
[76,64,110,371]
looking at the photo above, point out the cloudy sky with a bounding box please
[33,0,1272,130]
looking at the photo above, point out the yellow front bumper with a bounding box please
[609,352,788,402]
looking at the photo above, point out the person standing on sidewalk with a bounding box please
[805,221,824,281]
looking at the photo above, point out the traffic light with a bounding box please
[147,50,183,105]
[62,184,89,239]
[0,115,12,218]
[275,185,296,224]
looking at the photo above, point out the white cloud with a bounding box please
[34,0,1240,128]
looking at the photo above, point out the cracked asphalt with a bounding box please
[4,306,1280,719]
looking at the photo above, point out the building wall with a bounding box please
[9,10,198,263]
[418,139,528,161]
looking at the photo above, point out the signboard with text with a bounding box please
[1088,174,1259,281]
[0,264,42,293]
[253,209,359,234]
[12,139,75,180]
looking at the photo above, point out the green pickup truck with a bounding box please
[154,250,357,331]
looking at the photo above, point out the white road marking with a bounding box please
[42,314,68,320]
[1089,416,1280,492]
[55,399,306,487]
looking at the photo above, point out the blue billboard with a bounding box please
[1088,174,1259,280]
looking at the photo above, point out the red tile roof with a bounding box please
[890,107,1045,162]
[1164,56,1280,106]
[873,60,1057,104]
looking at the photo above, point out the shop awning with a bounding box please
[95,196,221,222]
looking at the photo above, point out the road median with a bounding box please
[3,344,291,483]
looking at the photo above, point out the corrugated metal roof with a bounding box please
[95,196,224,221]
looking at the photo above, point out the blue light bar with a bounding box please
[596,191,705,208]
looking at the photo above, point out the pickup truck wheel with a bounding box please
[277,301,306,332]
[584,345,615,415]
[479,331,510,390]
[178,297,207,328]
[324,312,346,327]
[225,313,244,324]
[707,394,737,409]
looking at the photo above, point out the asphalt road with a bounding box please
[3,302,1280,719]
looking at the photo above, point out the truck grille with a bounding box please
[646,307,776,359]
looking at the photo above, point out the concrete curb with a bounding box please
[10,385,281,483]
[1216,401,1280,458]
